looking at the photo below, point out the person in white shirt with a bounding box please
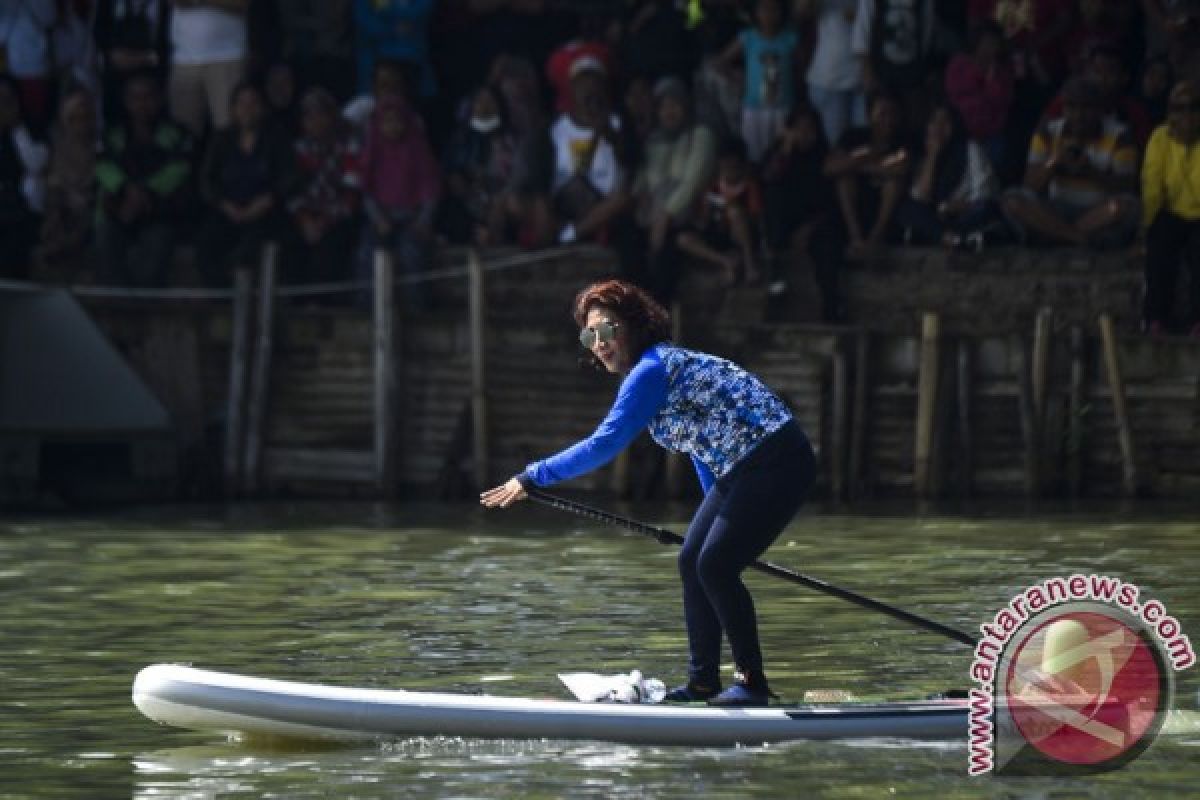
[167,0,249,136]
[795,0,866,146]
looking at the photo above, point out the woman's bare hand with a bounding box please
[480,477,528,508]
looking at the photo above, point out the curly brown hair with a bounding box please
[572,279,671,370]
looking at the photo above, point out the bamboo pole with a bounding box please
[1098,313,1137,496]
[848,330,869,501]
[914,312,940,497]
[1032,307,1053,426]
[223,268,253,495]
[956,338,973,497]
[1014,334,1039,497]
[830,337,847,502]
[242,242,278,494]
[374,247,397,494]
[467,248,489,491]
[1067,325,1085,498]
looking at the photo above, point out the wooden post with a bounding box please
[242,242,278,494]
[374,247,398,494]
[1014,334,1039,497]
[830,337,847,503]
[956,338,973,498]
[1067,325,1085,498]
[914,312,940,497]
[1032,307,1053,427]
[1098,313,1137,496]
[467,248,489,491]
[223,268,253,495]
[848,330,869,501]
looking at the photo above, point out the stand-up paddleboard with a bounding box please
[133,664,968,746]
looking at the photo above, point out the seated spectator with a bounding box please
[0,77,48,279]
[548,59,632,246]
[35,87,97,282]
[0,0,55,132]
[438,84,519,246]
[285,88,361,287]
[677,138,765,287]
[760,104,833,296]
[824,92,911,259]
[945,21,1014,171]
[1139,54,1175,126]
[796,0,866,146]
[1000,77,1139,249]
[357,95,440,309]
[715,0,799,162]
[897,102,1006,249]
[621,76,656,167]
[168,0,251,137]
[93,0,170,125]
[489,54,555,248]
[631,77,717,301]
[94,71,194,287]
[197,81,288,287]
[1140,80,1200,336]
[1040,43,1152,146]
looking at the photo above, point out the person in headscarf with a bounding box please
[632,76,717,302]
[285,87,361,288]
[357,92,440,308]
[439,84,519,245]
[35,86,98,282]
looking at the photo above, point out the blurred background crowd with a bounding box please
[2,0,1199,332]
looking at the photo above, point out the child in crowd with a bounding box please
[357,94,440,309]
[286,88,362,288]
[678,138,764,287]
[716,0,799,162]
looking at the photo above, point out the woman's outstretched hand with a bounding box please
[480,477,528,508]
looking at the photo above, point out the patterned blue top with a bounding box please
[523,344,793,493]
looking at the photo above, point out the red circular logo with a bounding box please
[1002,610,1168,768]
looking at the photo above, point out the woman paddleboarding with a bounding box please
[481,279,817,706]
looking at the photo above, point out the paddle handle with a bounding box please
[527,489,978,648]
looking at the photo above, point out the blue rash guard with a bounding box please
[521,344,793,493]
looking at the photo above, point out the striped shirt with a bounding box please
[1027,116,1137,209]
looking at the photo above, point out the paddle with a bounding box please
[526,488,979,648]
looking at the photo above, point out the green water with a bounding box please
[1,500,1198,799]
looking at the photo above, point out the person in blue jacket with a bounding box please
[481,278,817,706]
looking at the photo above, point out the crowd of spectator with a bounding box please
[2,0,1200,333]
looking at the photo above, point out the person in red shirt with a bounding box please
[945,21,1014,171]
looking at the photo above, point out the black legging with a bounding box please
[1143,211,1200,327]
[677,420,817,686]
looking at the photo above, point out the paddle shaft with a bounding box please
[527,489,979,648]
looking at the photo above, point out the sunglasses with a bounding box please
[579,319,620,349]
